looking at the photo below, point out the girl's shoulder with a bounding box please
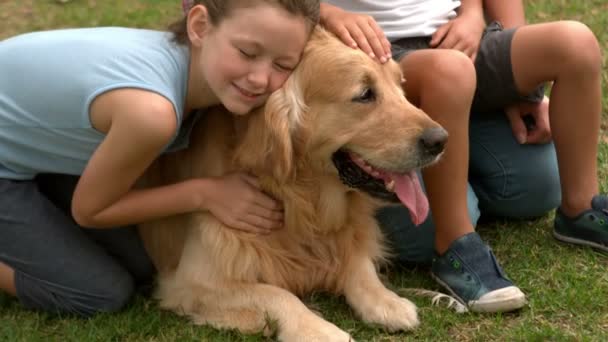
[1,27,175,53]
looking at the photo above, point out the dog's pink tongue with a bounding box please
[389,171,429,226]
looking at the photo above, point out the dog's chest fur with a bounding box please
[197,180,385,295]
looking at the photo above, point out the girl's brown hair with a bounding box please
[170,0,320,45]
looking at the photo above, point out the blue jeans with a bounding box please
[377,111,561,264]
[0,174,155,317]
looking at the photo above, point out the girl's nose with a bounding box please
[246,64,271,90]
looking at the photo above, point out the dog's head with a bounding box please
[235,28,447,225]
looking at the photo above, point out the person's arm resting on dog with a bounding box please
[75,92,284,233]
[73,90,267,230]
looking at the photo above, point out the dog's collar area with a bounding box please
[331,150,400,203]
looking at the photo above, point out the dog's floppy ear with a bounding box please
[234,75,306,183]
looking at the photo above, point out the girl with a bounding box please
[0,0,319,317]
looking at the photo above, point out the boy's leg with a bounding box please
[508,22,607,251]
[398,48,476,254]
[376,178,480,265]
[469,110,561,219]
[387,46,525,312]
[0,177,139,317]
[509,21,602,217]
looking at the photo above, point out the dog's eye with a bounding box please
[353,88,376,103]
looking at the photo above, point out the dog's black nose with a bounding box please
[419,127,448,156]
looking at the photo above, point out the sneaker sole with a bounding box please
[552,230,608,253]
[430,273,527,313]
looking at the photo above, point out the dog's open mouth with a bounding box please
[332,150,429,225]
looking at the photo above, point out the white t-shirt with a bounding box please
[324,0,461,41]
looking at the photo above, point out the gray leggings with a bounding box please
[0,174,155,317]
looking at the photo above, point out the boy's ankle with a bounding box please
[558,195,597,218]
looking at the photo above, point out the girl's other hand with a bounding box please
[320,3,391,63]
[202,173,284,235]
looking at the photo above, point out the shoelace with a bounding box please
[398,288,468,313]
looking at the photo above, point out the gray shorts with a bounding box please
[390,22,545,113]
[0,174,155,317]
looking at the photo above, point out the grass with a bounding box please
[1,0,607,341]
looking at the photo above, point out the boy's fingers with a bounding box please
[437,33,458,49]
[430,23,450,47]
[505,109,528,144]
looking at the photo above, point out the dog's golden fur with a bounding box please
[139,28,444,341]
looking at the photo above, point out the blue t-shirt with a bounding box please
[0,27,194,179]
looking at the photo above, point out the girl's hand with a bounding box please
[320,3,391,63]
[203,173,284,235]
[430,11,486,62]
[505,96,552,145]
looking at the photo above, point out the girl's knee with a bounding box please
[16,269,135,318]
[86,276,135,316]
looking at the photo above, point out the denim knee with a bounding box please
[376,183,480,265]
[470,111,561,219]
[471,142,561,218]
[15,268,135,318]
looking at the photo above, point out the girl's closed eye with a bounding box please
[274,63,295,72]
[239,49,256,59]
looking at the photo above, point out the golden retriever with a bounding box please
[138,28,447,341]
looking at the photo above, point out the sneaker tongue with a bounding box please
[591,195,608,214]
[387,171,429,225]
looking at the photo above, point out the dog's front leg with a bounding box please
[204,283,354,342]
[343,256,419,331]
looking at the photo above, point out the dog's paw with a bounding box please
[279,316,353,342]
[358,292,419,331]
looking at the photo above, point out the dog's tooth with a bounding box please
[371,170,380,178]
[385,179,395,192]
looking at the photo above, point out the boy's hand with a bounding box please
[320,3,392,63]
[505,96,552,145]
[203,173,284,235]
[430,11,485,61]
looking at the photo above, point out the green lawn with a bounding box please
[1,1,607,341]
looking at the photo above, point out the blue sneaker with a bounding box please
[431,232,526,313]
[553,195,608,252]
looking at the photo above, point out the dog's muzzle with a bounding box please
[331,150,401,202]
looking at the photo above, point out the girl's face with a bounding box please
[193,3,310,115]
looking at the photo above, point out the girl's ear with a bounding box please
[187,5,210,47]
